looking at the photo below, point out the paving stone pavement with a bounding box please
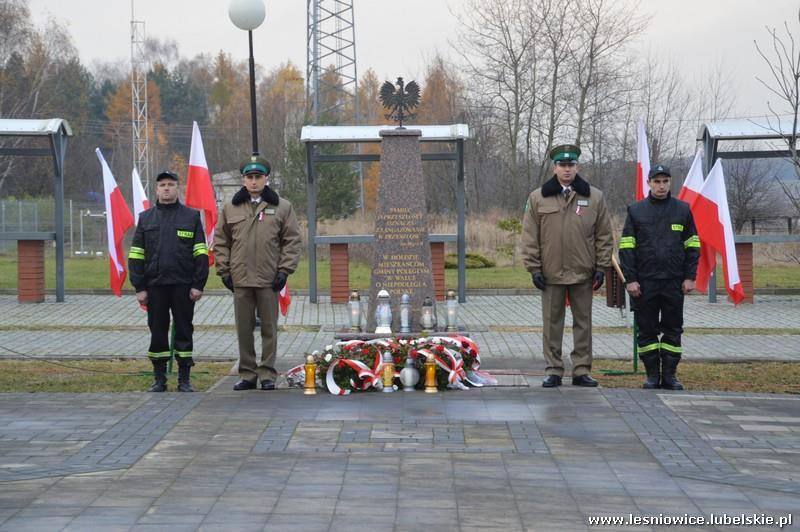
[1,294,799,366]
[1,294,800,530]
[0,383,799,531]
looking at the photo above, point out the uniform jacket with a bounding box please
[619,193,700,283]
[214,185,303,288]
[521,175,614,284]
[128,201,209,291]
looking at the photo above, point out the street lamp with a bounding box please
[229,0,266,155]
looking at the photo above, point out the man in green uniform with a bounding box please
[521,145,614,387]
[214,155,303,391]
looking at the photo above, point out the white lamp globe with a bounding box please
[229,0,266,31]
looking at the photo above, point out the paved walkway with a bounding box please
[1,294,800,531]
[1,294,799,367]
[0,384,798,531]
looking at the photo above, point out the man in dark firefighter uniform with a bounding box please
[619,164,700,390]
[128,170,209,392]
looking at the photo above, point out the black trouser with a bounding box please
[147,284,195,364]
[632,278,684,357]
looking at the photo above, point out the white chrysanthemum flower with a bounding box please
[324,353,333,362]
[325,345,333,352]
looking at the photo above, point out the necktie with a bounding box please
[563,186,571,198]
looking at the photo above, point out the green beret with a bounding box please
[550,144,581,162]
[239,154,272,176]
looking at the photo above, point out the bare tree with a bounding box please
[638,56,694,164]
[453,0,539,202]
[754,9,800,221]
[569,0,649,146]
[723,156,779,232]
[0,0,77,195]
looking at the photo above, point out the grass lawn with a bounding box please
[0,358,797,394]
[2,255,798,290]
[593,359,800,394]
[0,359,232,392]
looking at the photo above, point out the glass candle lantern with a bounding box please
[399,293,411,333]
[348,289,362,332]
[445,289,458,331]
[420,296,435,332]
[374,289,392,334]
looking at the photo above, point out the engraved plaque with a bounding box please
[366,129,435,332]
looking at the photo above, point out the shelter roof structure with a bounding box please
[301,124,470,143]
[0,118,73,137]
[698,115,797,142]
[0,118,73,302]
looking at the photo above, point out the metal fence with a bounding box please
[0,199,110,255]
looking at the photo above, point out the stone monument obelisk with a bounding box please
[366,128,435,332]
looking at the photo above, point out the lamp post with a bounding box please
[229,0,266,155]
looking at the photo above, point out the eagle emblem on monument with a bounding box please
[379,77,420,128]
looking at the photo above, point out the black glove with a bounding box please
[222,275,234,292]
[272,271,288,292]
[532,272,546,291]
[592,270,604,290]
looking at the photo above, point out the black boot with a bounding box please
[149,359,168,392]
[640,352,661,389]
[177,359,194,393]
[660,352,684,390]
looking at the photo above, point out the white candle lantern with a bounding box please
[400,293,411,333]
[445,289,458,331]
[348,289,362,332]
[420,296,436,332]
[374,289,392,334]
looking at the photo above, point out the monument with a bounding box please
[365,78,436,333]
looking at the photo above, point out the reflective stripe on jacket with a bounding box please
[128,201,209,291]
[619,193,700,282]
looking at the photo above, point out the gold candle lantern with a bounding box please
[381,352,395,393]
[304,355,317,395]
[424,356,438,394]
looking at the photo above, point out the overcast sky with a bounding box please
[27,0,800,118]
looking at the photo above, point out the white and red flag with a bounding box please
[677,149,704,205]
[690,159,745,304]
[678,149,715,292]
[131,167,150,224]
[96,148,135,297]
[185,121,218,265]
[279,284,291,316]
[636,120,650,201]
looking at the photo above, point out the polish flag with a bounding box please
[636,120,650,201]
[678,149,715,293]
[279,284,291,316]
[131,167,150,224]
[677,149,704,205]
[690,159,745,304]
[96,148,135,297]
[185,121,217,265]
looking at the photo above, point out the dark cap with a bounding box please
[156,170,179,182]
[648,164,671,179]
[239,154,271,176]
[550,144,581,162]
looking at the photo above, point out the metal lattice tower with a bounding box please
[306,0,359,125]
[131,1,149,192]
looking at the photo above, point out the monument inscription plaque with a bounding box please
[367,128,435,332]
